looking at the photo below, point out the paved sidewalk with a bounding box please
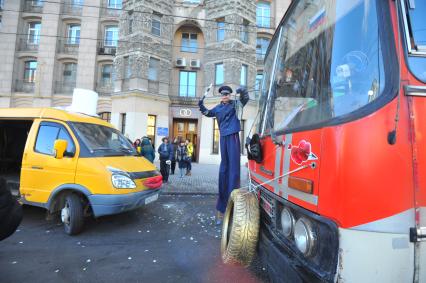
[155,162,249,194]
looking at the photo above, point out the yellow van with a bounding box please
[0,108,162,235]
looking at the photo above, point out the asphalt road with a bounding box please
[0,195,268,283]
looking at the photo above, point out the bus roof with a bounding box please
[0,107,113,127]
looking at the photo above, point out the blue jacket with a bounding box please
[157,143,173,161]
[199,89,249,137]
[141,138,155,163]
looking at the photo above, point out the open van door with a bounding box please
[406,86,426,282]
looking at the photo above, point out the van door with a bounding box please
[406,86,426,282]
[21,120,78,204]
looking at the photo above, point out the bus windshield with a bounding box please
[258,0,394,136]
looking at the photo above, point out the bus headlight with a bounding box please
[280,207,295,237]
[112,174,136,189]
[294,218,317,257]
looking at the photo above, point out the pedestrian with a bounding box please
[133,138,142,155]
[141,136,155,163]
[198,86,249,224]
[0,178,23,241]
[185,139,194,176]
[171,137,179,175]
[157,137,173,183]
[176,140,188,178]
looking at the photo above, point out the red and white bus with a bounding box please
[249,0,426,282]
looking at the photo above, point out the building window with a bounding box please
[256,37,270,60]
[98,112,111,123]
[24,60,37,83]
[151,14,161,36]
[148,57,160,81]
[27,22,41,44]
[67,24,80,44]
[181,33,198,53]
[240,20,249,43]
[240,120,245,153]
[123,56,131,79]
[108,0,122,9]
[240,64,248,86]
[63,63,77,83]
[217,19,225,41]
[104,26,118,47]
[215,63,224,85]
[255,73,263,98]
[72,0,84,5]
[101,64,113,85]
[120,113,126,134]
[179,71,197,97]
[257,2,271,28]
[147,115,156,147]
[212,119,219,154]
[128,15,134,34]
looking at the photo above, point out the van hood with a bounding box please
[95,156,158,174]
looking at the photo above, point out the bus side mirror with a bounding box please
[54,139,68,159]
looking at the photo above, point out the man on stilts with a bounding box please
[198,85,249,224]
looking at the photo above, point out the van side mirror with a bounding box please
[54,139,68,159]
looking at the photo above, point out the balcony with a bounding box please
[23,1,43,13]
[15,80,35,93]
[169,95,199,106]
[55,81,76,94]
[98,42,117,56]
[100,6,122,18]
[96,80,113,95]
[17,37,39,52]
[58,39,79,55]
[61,2,83,16]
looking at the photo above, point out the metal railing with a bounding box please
[58,39,79,55]
[17,37,39,52]
[23,0,43,13]
[15,80,35,93]
[100,5,122,18]
[96,80,114,95]
[54,81,76,94]
[98,42,117,56]
[169,95,199,105]
[61,2,83,16]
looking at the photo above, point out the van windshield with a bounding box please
[258,0,394,135]
[72,122,137,157]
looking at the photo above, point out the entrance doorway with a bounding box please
[173,119,198,161]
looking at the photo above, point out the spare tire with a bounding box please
[221,189,260,267]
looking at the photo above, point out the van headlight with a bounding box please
[294,218,317,257]
[280,207,295,237]
[112,174,136,189]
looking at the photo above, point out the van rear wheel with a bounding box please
[61,194,84,235]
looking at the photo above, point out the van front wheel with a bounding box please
[61,194,84,235]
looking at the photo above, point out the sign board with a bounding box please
[157,127,169,137]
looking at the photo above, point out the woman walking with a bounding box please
[176,140,188,178]
[133,138,142,155]
[171,137,179,175]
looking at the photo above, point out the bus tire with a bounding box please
[61,194,84,235]
[221,189,260,267]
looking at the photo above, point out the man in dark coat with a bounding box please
[198,86,249,223]
[157,137,173,183]
[0,178,23,241]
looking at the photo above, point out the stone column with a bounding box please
[0,1,20,107]
[76,0,101,90]
[35,0,61,106]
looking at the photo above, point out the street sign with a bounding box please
[157,127,168,137]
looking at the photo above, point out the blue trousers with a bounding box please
[217,133,241,213]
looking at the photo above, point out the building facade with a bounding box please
[0,0,290,164]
